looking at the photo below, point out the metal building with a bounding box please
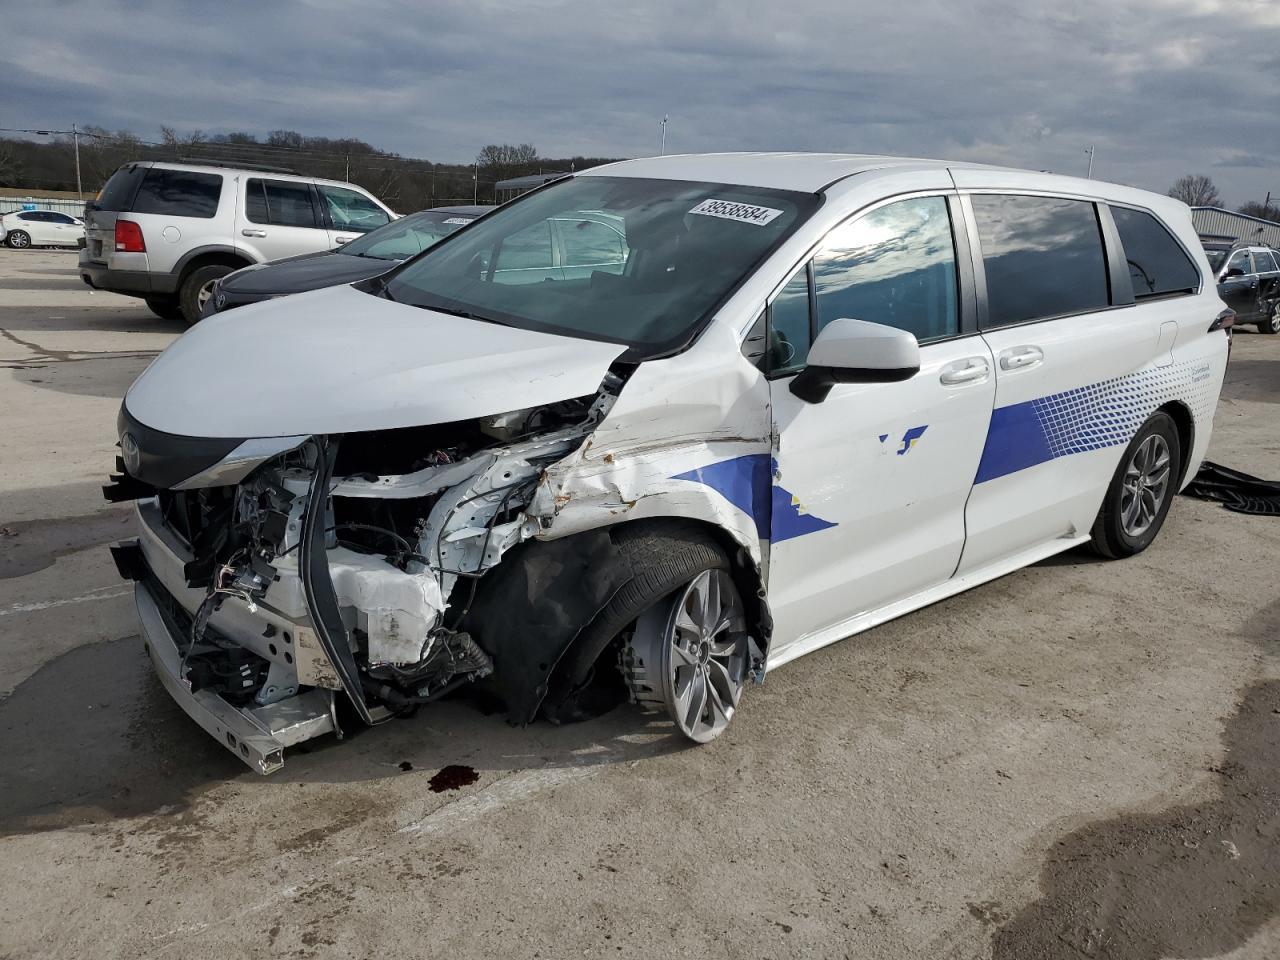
[1191,206,1280,248]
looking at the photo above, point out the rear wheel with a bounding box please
[1259,303,1280,335]
[6,230,31,249]
[1089,411,1181,559]
[145,296,183,321]
[178,264,234,324]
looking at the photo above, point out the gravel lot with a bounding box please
[1,246,1277,960]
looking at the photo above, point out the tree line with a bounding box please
[1168,173,1279,220]
[0,127,623,210]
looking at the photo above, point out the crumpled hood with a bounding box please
[126,283,626,438]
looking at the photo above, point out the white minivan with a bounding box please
[107,153,1231,773]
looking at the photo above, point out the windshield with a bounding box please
[381,176,820,354]
[1203,249,1227,273]
[344,210,479,260]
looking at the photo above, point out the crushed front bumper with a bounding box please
[135,579,338,774]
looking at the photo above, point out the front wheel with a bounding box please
[626,567,752,742]
[145,296,184,321]
[1259,303,1280,335]
[6,230,31,249]
[1089,411,1181,559]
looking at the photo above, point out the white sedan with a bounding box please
[2,210,85,248]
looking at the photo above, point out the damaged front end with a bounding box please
[107,376,623,774]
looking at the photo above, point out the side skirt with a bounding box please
[766,533,1090,671]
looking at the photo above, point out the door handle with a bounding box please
[241,228,267,238]
[939,357,990,385]
[335,235,356,245]
[998,346,1044,371]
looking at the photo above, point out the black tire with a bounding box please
[542,521,732,724]
[1089,411,1182,559]
[1259,304,1280,335]
[145,296,184,321]
[6,230,31,249]
[178,264,234,325]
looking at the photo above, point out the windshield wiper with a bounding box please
[422,303,509,326]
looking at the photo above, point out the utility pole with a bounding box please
[1085,145,1095,179]
[660,114,669,156]
[473,163,478,204]
[72,123,82,200]
[430,165,436,207]
[344,152,349,181]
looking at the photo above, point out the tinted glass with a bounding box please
[813,196,959,342]
[95,164,146,212]
[973,195,1108,327]
[1253,249,1278,273]
[1226,249,1251,275]
[17,212,41,221]
[247,179,318,228]
[383,176,818,354]
[559,216,628,270]
[318,185,390,232]
[769,265,811,373]
[49,213,75,223]
[342,211,475,260]
[1110,206,1198,298]
[132,169,222,218]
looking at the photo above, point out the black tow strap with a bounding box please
[1182,461,1280,517]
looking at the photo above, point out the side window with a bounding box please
[972,194,1109,327]
[558,217,628,274]
[18,211,41,221]
[318,185,390,233]
[1225,249,1251,276]
[768,265,812,374]
[1252,249,1278,273]
[132,169,222,218]
[50,213,74,223]
[491,221,556,284]
[246,179,319,228]
[812,196,959,342]
[1110,206,1199,298]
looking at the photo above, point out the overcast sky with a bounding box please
[4,0,1278,205]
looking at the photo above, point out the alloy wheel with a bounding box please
[628,569,750,742]
[1120,434,1171,538]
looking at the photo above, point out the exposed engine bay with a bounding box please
[105,371,707,771]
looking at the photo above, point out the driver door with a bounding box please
[766,194,995,659]
[1218,248,1259,322]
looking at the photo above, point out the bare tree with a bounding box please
[1238,200,1278,221]
[1168,174,1222,207]
[0,140,21,185]
[475,143,540,182]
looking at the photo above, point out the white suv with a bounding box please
[79,161,394,323]
[106,153,1230,772]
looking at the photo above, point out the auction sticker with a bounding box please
[688,199,784,226]
[443,217,472,225]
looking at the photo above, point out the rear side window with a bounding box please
[246,179,319,228]
[1253,249,1278,273]
[132,169,223,218]
[1225,249,1251,276]
[1110,206,1199,298]
[972,195,1109,327]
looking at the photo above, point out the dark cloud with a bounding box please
[2,0,1278,205]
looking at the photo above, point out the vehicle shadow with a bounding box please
[0,634,685,837]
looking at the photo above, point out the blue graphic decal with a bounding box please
[878,434,889,444]
[974,361,1208,484]
[672,454,836,543]
[897,425,928,455]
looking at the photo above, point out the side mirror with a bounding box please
[1224,266,1246,278]
[789,318,921,404]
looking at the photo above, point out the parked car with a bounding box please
[1201,240,1280,333]
[2,210,85,248]
[78,161,396,323]
[106,153,1230,773]
[202,205,491,317]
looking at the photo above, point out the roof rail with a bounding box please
[175,157,300,175]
